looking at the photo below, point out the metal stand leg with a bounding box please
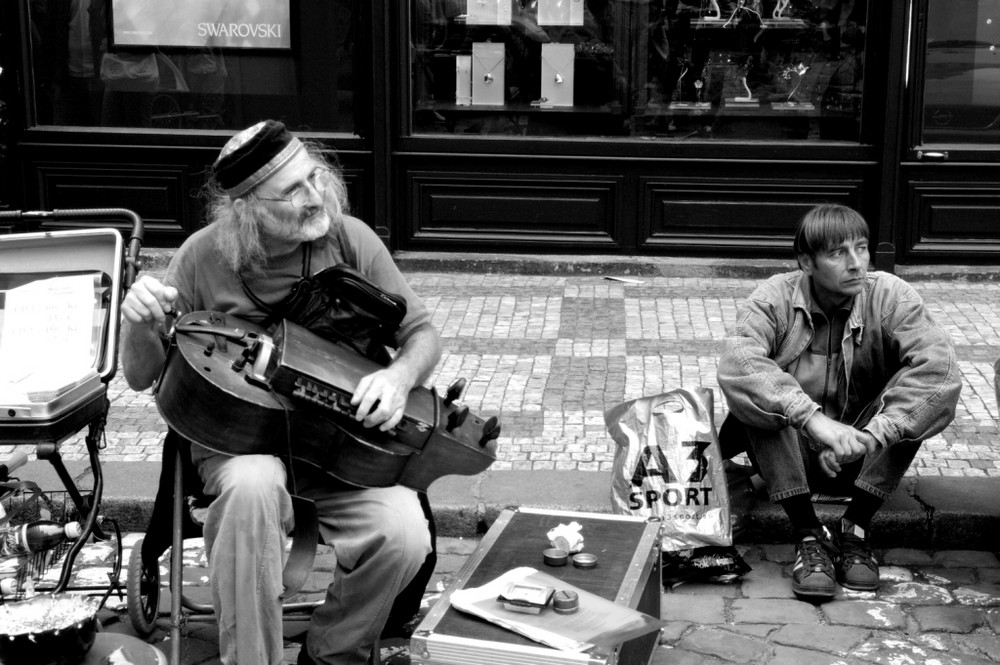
[170,449,185,665]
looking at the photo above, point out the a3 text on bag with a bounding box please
[605,387,732,552]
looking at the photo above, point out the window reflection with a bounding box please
[922,0,1000,144]
[29,0,359,133]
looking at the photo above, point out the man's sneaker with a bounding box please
[837,520,880,591]
[791,526,839,599]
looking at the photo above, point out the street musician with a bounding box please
[120,120,442,665]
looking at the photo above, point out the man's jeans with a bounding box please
[718,413,920,503]
[193,449,431,665]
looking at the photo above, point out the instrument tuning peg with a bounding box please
[444,378,467,406]
[446,406,470,432]
[478,416,501,447]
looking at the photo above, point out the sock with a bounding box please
[780,494,822,537]
[842,489,884,532]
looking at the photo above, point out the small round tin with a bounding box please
[572,552,598,569]
[552,590,579,614]
[543,548,569,566]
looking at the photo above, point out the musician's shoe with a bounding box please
[837,520,880,591]
[791,526,838,600]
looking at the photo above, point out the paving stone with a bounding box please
[730,599,822,624]
[850,635,995,665]
[651,645,725,665]
[913,605,986,632]
[759,544,795,564]
[661,594,727,624]
[675,627,771,663]
[879,582,955,605]
[878,565,914,583]
[726,624,780,638]
[768,645,855,665]
[821,600,908,629]
[659,620,694,642]
[770,623,870,654]
[953,584,1000,606]
[953,633,1000,663]
[669,581,741,598]
[740,560,794,599]
[914,566,977,585]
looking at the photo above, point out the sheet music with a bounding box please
[0,274,100,393]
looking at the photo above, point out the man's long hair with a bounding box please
[793,204,869,269]
[204,140,350,277]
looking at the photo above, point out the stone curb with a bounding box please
[137,248,999,281]
[24,461,1000,550]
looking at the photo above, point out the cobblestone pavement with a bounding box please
[3,269,998,663]
[11,273,998,479]
[0,272,1000,665]
[20,532,1000,664]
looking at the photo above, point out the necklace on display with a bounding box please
[473,52,504,84]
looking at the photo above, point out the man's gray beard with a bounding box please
[261,205,332,245]
[222,202,340,278]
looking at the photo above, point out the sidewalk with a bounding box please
[11,254,999,546]
[5,254,999,664]
[66,530,998,665]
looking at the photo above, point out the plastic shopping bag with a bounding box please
[605,387,732,552]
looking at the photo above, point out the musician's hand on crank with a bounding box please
[351,369,409,431]
[122,275,179,333]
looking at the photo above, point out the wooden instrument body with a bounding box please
[155,311,498,491]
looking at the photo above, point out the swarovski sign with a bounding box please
[111,0,291,49]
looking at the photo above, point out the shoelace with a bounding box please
[839,532,877,570]
[798,538,838,573]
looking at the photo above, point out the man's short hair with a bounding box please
[793,204,870,262]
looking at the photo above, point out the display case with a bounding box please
[410,0,630,135]
[633,0,867,141]
[410,1,866,140]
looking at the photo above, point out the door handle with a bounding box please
[916,151,949,161]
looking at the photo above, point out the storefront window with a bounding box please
[410,1,867,141]
[27,0,359,133]
[921,0,1000,144]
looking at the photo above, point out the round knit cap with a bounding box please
[212,120,304,198]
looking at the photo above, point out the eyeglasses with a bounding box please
[259,168,334,208]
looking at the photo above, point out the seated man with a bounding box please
[717,203,961,600]
[120,120,442,664]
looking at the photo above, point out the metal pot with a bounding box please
[0,594,100,665]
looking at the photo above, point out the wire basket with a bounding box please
[0,486,121,605]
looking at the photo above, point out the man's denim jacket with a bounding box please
[717,270,961,448]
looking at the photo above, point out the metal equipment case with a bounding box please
[411,508,662,665]
[0,227,125,443]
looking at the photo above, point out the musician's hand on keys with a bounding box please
[351,368,409,431]
[122,275,178,334]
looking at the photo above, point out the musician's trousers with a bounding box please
[193,448,431,665]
